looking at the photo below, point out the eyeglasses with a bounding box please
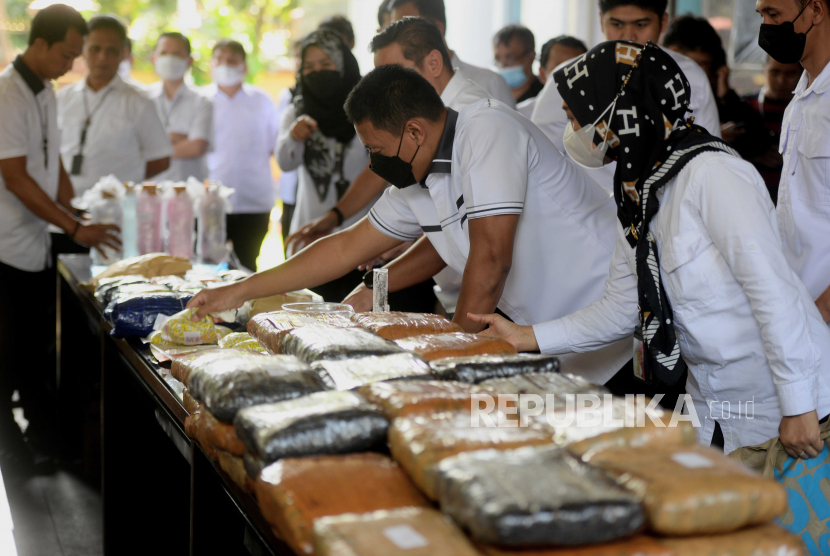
[494,50,530,68]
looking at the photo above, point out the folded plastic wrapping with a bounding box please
[393,333,517,361]
[94,275,150,304]
[358,380,499,420]
[253,453,430,555]
[218,332,266,352]
[429,354,560,383]
[282,325,405,362]
[216,451,256,495]
[233,391,389,463]
[247,312,359,354]
[184,407,247,456]
[481,372,609,419]
[104,291,193,337]
[84,253,192,289]
[659,523,805,556]
[184,352,323,423]
[587,445,787,536]
[388,411,555,499]
[310,353,435,390]
[568,419,698,461]
[182,388,201,415]
[477,535,674,556]
[151,307,221,346]
[171,348,243,386]
[312,507,481,556]
[434,445,645,547]
[350,312,463,340]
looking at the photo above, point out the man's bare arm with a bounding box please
[145,157,171,179]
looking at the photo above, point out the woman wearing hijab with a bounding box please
[470,41,830,458]
[277,30,368,240]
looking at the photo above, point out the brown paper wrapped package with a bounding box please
[312,507,481,556]
[588,445,787,535]
[568,420,698,461]
[358,380,497,420]
[83,253,191,289]
[184,408,247,456]
[478,535,673,556]
[254,453,429,555]
[247,312,358,354]
[182,388,201,415]
[389,411,555,499]
[350,312,463,340]
[216,451,255,495]
[394,333,517,361]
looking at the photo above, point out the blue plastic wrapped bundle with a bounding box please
[104,292,193,337]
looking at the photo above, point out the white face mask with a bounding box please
[213,64,245,87]
[563,99,618,169]
[155,54,189,81]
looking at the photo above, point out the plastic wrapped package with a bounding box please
[104,292,193,337]
[358,380,499,420]
[247,312,358,354]
[434,445,645,547]
[218,332,266,352]
[568,419,698,461]
[182,388,201,415]
[430,354,560,383]
[171,348,238,386]
[94,275,149,304]
[184,407,247,456]
[660,523,805,556]
[388,411,555,499]
[282,325,405,363]
[393,333,517,361]
[253,453,429,555]
[587,445,787,535]
[481,372,609,419]
[150,308,222,346]
[234,391,389,463]
[236,291,324,323]
[350,312,462,340]
[85,253,191,289]
[313,507,481,556]
[477,536,673,556]
[310,353,435,390]
[184,352,323,423]
[216,451,255,495]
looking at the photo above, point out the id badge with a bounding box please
[71,154,83,176]
[633,325,647,382]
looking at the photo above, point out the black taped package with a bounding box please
[311,353,435,390]
[434,445,645,547]
[233,390,389,463]
[282,324,405,363]
[104,292,193,337]
[429,354,560,384]
[186,352,325,423]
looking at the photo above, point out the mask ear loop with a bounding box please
[397,123,421,164]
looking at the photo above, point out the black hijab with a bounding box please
[554,41,739,386]
[294,30,361,201]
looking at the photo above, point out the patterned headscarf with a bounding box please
[554,41,739,386]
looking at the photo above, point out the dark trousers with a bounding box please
[280,203,295,243]
[227,213,271,272]
[605,359,689,412]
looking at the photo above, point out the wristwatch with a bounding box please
[363,270,374,289]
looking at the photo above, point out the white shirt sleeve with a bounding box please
[0,87,30,160]
[530,78,567,153]
[694,160,819,415]
[532,228,639,354]
[488,74,517,109]
[276,104,304,173]
[136,98,174,162]
[188,95,213,143]
[367,187,422,242]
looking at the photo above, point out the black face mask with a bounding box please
[758,3,814,64]
[302,70,341,98]
[369,128,421,189]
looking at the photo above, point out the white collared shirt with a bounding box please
[148,81,213,182]
[516,96,537,120]
[451,53,516,108]
[0,61,61,272]
[204,83,279,214]
[57,74,173,196]
[369,99,631,384]
[275,87,298,205]
[533,152,830,454]
[776,63,830,300]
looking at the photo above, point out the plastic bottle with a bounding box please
[166,185,194,260]
[90,191,123,266]
[137,183,163,254]
[197,183,228,264]
[121,182,139,259]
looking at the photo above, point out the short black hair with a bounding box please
[493,25,535,53]
[28,4,88,47]
[662,14,722,57]
[370,17,453,71]
[212,38,246,60]
[598,0,668,16]
[539,35,588,68]
[377,0,391,28]
[388,0,446,26]
[345,65,445,135]
[320,15,355,46]
[87,15,128,47]
[157,32,191,55]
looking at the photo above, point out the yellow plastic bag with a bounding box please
[151,308,219,346]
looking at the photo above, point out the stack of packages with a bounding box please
[178,309,802,556]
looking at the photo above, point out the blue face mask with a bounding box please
[498,65,529,89]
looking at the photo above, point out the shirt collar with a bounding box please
[12,55,46,95]
[795,62,830,98]
[83,73,120,94]
[440,71,463,107]
[420,108,458,186]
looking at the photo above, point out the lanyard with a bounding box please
[78,86,114,156]
[34,98,48,168]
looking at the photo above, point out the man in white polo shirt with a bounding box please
[58,15,172,199]
[187,66,630,385]
[0,5,119,467]
[147,32,213,182]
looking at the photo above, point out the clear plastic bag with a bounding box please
[310,353,434,391]
[233,390,389,463]
[393,333,517,361]
[247,312,359,354]
[282,325,405,363]
[434,445,645,547]
[350,312,462,340]
[429,354,560,383]
[218,332,266,352]
[151,307,221,346]
[357,380,498,420]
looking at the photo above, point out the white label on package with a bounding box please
[153,313,170,331]
[382,525,429,550]
[671,452,714,469]
[183,331,203,345]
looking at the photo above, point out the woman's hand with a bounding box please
[467,313,540,352]
[779,410,825,460]
[285,211,338,255]
[187,282,247,321]
[290,115,318,143]
[342,283,373,313]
